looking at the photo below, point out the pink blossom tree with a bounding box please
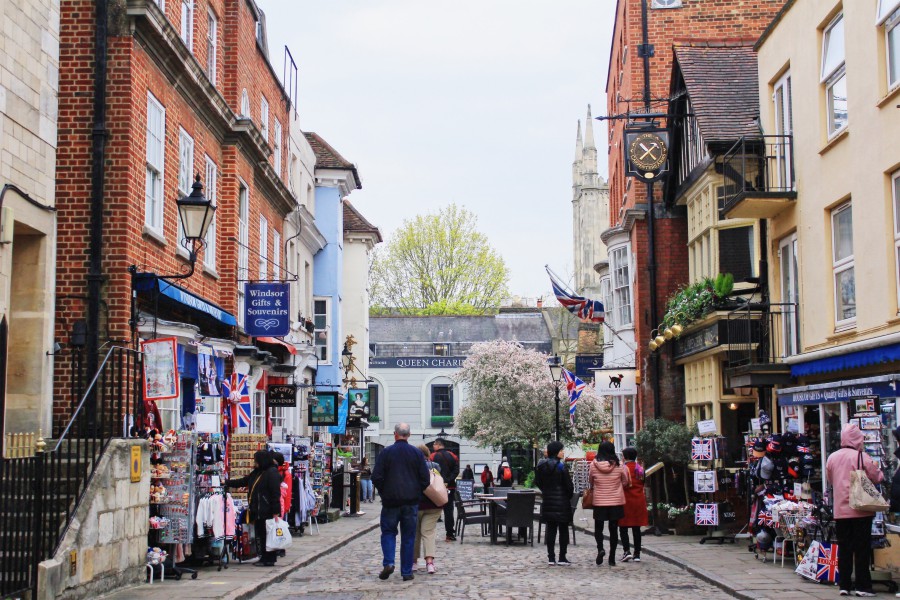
[455,340,611,449]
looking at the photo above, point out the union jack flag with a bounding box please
[816,542,840,583]
[695,503,718,526]
[223,372,252,430]
[691,438,713,461]
[757,510,774,527]
[562,369,585,425]
[548,270,604,323]
[797,445,810,453]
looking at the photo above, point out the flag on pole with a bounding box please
[223,372,252,429]
[562,368,585,424]
[547,268,604,323]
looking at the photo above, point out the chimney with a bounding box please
[537,299,543,308]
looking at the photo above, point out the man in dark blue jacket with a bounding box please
[372,422,430,581]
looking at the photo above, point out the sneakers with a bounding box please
[854,592,876,597]
[427,562,436,575]
[412,561,419,572]
[596,550,606,565]
[548,558,556,566]
[633,555,641,563]
[622,552,633,562]
[378,565,394,580]
[839,591,850,597]
[556,558,572,566]
[402,574,414,582]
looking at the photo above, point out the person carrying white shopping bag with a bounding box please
[266,516,293,551]
[825,423,885,597]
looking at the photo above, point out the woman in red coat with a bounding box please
[618,447,648,562]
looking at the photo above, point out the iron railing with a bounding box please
[725,303,799,370]
[720,135,796,215]
[0,346,142,598]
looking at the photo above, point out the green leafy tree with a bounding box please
[369,204,509,314]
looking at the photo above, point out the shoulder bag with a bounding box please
[424,467,449,507]
[849,450,889,512]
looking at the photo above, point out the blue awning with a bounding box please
[134,274,237,327]
[791,342,900,377]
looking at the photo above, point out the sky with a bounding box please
[260,1,615,299]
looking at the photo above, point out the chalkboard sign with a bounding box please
[267,384,298,407]
[457,479,475,500]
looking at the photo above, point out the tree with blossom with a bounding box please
[455,340,611,449]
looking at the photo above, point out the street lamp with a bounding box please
[177,174,216,264]
[341,342,354,379]
[547,354,563,442]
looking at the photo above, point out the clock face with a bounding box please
[628,132,668,173]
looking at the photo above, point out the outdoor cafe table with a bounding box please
[476,492,539,545]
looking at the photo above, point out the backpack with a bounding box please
[501,466,512,481]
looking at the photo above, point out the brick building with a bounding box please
[602,0,787,436]
[55,0,298,432]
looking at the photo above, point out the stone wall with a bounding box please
[37,439,150,600]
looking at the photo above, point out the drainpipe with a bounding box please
[87,0,110,414]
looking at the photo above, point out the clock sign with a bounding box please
[625,130,669,180]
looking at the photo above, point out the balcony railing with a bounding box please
[725,303,796,387]
[720,135,797,219]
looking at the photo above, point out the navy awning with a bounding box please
[791,342,900,377]
[134,274,237,327]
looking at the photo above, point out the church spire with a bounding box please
[572,120,583,190]
[582,105,598,188]
[584,104,595,149]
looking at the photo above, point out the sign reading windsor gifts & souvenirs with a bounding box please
[244,282,290,337]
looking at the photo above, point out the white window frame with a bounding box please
[273,119,282,176]
[612,395,637,451]
[885,7,900,91]
[240,89,250,117]
[831,202,856,328]
[254,390,266,434]
[273,230,281,280]
[779,234,801,357]
[599,276,613,340]
[238,182,249,322]
[821,13,848,138]
[651,0,682,8]
[177,128,194,250]
[609,246,633,328]
[180,0,194,51]
[892,171,900,310]
[145,92,165,234]
[772,70,794,190]
[879,0,900,24]
[260,96,269,143]
[259,215,268,280]
[314,297,330,364]
[206,8,217,84]
[204,156,217,270]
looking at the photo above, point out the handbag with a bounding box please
[265,516,293,551]
[849,451,889,512]
[424,467,449,507]
[582,486,594,509]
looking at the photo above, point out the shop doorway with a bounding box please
[501,443,532,484]
[721,402,756,463]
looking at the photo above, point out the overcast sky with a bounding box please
[260,1,615,299]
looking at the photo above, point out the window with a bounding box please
[240,89,250,117]
[883,5,900,90]
[821,14,847,136]
[368,385,379,421]
[831,202,855,326]
[433,343,450,356]
[780,234,801,357]
[273,119,282,176]
[260,96,269,142]
[269,407,285,438]
[651,0,682,7]
[609,246,632,327]
[314,298,329,362]
[206,9,217,83]
[145,93,165,233]
[880,0,900,22]
[892,171,900,308]
[177,128,194,249]
[238,183,249,321]
[773,70,794,189]
[431,385,453,418]
[259,215,268,280]
[272,230,280,280]
[718,226,755,282]
[180,0,193,50]
[599,276,613,341]
[254,390,265,434]
[204,156,217,270]
[612,395,636,451]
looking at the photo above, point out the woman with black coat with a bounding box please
[226,450,283,566]
[534,440,575,566]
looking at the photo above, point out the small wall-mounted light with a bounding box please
[728,402,738,411]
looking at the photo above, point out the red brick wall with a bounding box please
[605,0,785,427]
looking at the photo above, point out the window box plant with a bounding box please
[431,415,454,428]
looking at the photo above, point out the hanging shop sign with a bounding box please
[267,384,298,408]
[141,337,180,401]
[625,128,669,181]
[348,388,371,419]
[593,369,638,396]
[574,354,604,380]
[308,391,339,426]
[244,282,290,337]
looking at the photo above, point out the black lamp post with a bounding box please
[547,354,563,442]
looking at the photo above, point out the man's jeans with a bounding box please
[380,504,419,576]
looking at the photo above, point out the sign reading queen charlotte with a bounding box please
[244,282,290,337]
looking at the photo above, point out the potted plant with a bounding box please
[368,415,380,424]
[669,505,703,535]
[431,415,454,428]
[305,319,315,333]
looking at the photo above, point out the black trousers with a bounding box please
[594,518,619,555]
[619,525,641,556]
[443,489,455,536]
[545,520,570,560]
[835,516,873,592]
[254,518,278,564]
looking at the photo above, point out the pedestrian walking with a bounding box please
[618,447,648,562]
[481,466,494,494]
[372,423,431,581]
[225,450,282,567]
[462,464,475,480]
[497,456,514,487]
[825,424,884,597]
[414,444,443,575]
[359,457,374,503]
[589,441,630,567]
[534,440,574,566]
[430,438,459,541]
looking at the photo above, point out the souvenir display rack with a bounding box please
[149,431,198,580]
[692,435,736,545]
[572,459,590,495]
[192,432,230,571]
[227,433,267,501]
[311,441,332,519]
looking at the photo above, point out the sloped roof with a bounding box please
[343,200,382,242]
[371,314,551,345]
[303,132,362,189]
[673,42,760,145]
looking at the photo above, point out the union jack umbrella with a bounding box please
[816,542,840,583]
[223,372,252,430]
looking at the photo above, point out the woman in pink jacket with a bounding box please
[825,423,884,597]
[589,441,630,567]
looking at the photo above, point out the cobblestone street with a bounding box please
[253,525,731,600]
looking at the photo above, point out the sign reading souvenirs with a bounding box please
[625,129,669,180]
[267,384,298,408]
[369,356,466,369]
[244,282,290,337]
